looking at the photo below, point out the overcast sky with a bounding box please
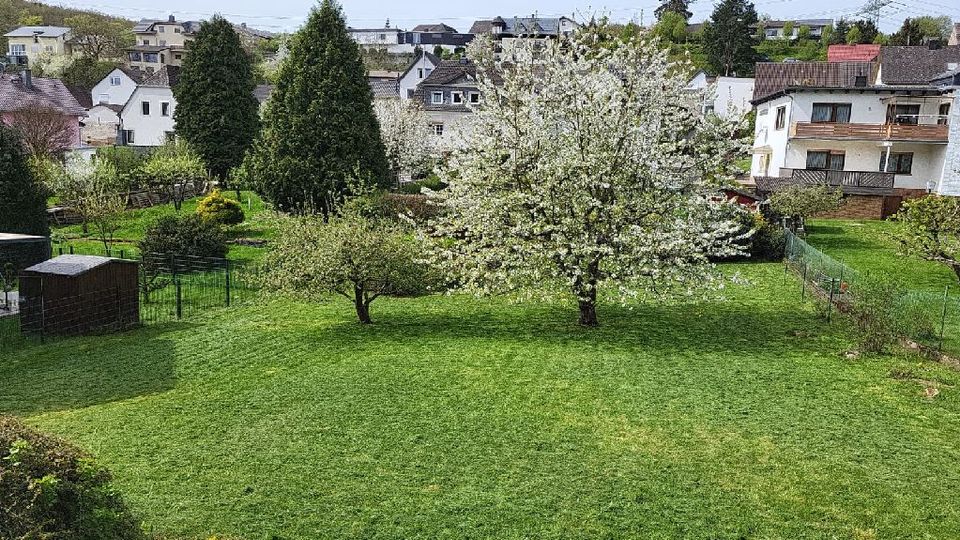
[52,0,959,33]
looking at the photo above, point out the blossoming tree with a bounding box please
[373,100,434,187]
[426,30,749,326]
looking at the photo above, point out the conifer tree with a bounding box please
[245,0,389,216]
[174,14,260,195]
[703,0,759,77]
[0,126,49,236]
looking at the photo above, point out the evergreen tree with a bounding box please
[245,0,389,216]
[703,0,758,76]
[829,18,851,45]
[0,126,48,236]
[655,0,692,22]
[852,19,879,44]
[890,18,925,46]
[174,14,260,194]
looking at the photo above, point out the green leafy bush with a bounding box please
[848,277,907,353]
[397,174,446,195]
[749,213,786,260]
[139,214,228,260]
[196,189,245,226]
[0,415,144,540]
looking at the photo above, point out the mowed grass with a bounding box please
[5,262,960,539]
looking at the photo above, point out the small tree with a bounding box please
[767,184,842,233]
[263,212,430,324]
[895,195,960,282]
[703,0,759,76]
[653,11,688,44]
[5,105,76,159]
[138,214,228,298]
[196,189,245,226]
[797,25,811,41]
[49,156,126,253]
[781,21,794,38]
[373,100,434,187]
[846,26,863,45]
[0,126,48,236]
[64,13,134,60]
[139,141,207,211]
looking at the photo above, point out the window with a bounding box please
[811,103,852,123]
[161,102,170,116]
[143,39,150,45]
[97,93,110,104]
[123,130,135,144]
[806,150,845,171]
[174,53,182,60]
[158,26,165,33]
[44,45,53,52]
[144,53,159,63]
[8,44,25,55]
[881,152,913,174]
[431,91,443,104]
[128,51,142,61]
[432,123,444,136]
[141,101,150,115]
[469,92,480,104]
[160,53,166,64]
[159,40,166,46]
[379,33,386,40]
[417,68,424,78]
[110,75,122,86]
[451,92,463,104]
[175,27,181,34]
[774,106,786,130]
[887,104,920,125]
[939,103,951,126]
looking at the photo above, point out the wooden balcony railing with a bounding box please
[755,169,895,195]
[791,122,948,142]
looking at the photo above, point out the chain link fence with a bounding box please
[784,229,960,354]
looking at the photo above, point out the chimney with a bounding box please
[929,39,942,50]
[21,69,32,90]
[168,14,176,23]
[241,22,247,29]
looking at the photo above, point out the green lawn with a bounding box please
[52,191,273,263]
[5,262,960,538]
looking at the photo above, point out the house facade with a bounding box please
[0,70,85,150]
[126,16,198,73]
[4,26,73,66]
[90,67,143,106]
[753,19,832,40]
[750,47,960,217]
[349,25,472,54]
[119,66,179,147]
[413,60,482,148]
[399,50,441,100]
[469,16,578,45]
[686,71,755,119]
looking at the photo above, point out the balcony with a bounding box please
[791,121,948,143]
[755,169,895,195]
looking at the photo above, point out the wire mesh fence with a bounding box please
[784,228,960,354]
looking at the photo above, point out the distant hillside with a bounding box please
[0,0,133,49]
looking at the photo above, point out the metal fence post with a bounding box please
[225,260,231,307]
[939,285,950,352]
[801,263,808,301]
[69,245,74,255]
[175,276,182,320]
[827,278,836,322]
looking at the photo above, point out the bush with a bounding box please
[0,415,144,540]
[749,214,786,260]
[767,184,842,233]
[196,189,245,226]
[139,214,228,260]
[848,276,907,353]
[397,174,446,195]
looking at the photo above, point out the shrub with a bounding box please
[139,214,228,260]
[0,415,144,540]
[767,184,843,233]
[397,174,446,195]
[749,213,787,260]
[848,276,907,353]
[196,189,245,226]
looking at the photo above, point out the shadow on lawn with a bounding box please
[0,323,190,417]
[311,299,837,357]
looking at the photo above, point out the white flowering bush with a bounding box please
[373,100,435,186]
[424,30,750,326]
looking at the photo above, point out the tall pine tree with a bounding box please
[0,126,48,236]
[174,15,260,194]
[703,0,758,77]
[654,0,692,22]
[245,0,389,216]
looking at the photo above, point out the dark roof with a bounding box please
[134,18,200,34]
[414,60,482,111]
[412,23,458,33]
[752,61,876,103]
[116,65,146,84]
[66,85,93,109]
[369,78,399,99]
[752,18,832,28]
[0,74,87,115]
[254,85,274,104]
[469,20,493,34]
[3,26,71,38]
[141,65,180,88]
[879,45,960,85]
[23,255,122,277]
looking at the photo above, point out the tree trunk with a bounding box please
[951,263,960,283]
[578,298,598,327]
[354,286,372,324]
[575,259,601,327]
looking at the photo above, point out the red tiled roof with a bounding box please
[827,44,881,62]
[0,74,86,116]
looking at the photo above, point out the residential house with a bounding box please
[469,16,579,44]
[349,23,472,54]
[119,65,179,147]
[67,85,114,147]
[753,19,832,40]
[0,70,85,149]
[90,66,144,106]
[750,46,960,218]
[369,70,400,99]
[126,16,199,73]
[827,44,881,62]
[413,59,483,147]
[3,26,73,67]
[399,49,441,100]
[234,22,276,51]
[686,70,755,119]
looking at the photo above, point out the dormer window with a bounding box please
[451,92,463,104]
[431,91,443,104]
[469,92,480,104]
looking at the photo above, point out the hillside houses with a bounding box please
[750,45,960,218]
[0,70,85,151]
[3,26,73,67]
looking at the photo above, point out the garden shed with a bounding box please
[19,255,139,335]
[0,233,51,274]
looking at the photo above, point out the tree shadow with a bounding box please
[0,323,189,417]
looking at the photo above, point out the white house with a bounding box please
[686,71,755,119]
[749,48,960,216]
[119,66,178,147]
[90,66,143,106]
[399,49,441,100]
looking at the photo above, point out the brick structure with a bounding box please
[817,195,885,220]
